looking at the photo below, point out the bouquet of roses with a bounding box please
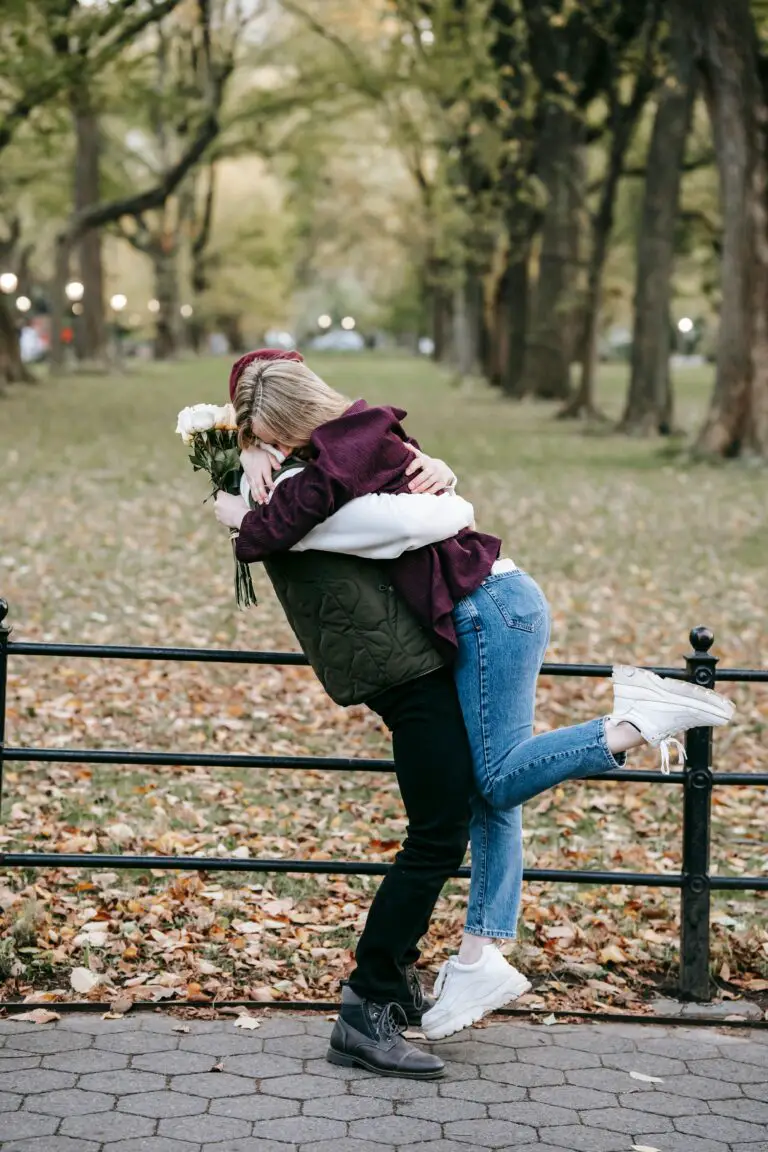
[175,402,257,609]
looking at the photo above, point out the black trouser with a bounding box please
[347,666,474,1005]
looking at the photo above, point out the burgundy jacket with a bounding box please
[235,400,500,654]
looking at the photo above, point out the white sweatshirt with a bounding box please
[240,465,475,560]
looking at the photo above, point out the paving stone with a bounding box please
[633,1035,727,1061]
[616,1090,702,1116]
[466,1025,551,1050]
[351,1076,439,1100]
[132,1048,215,1075]
[437,1059,479,1082]
[170,1071,255,1098]
[300,1141,392,1152]
[600,1051,687,1077]
[443,1117,536,1146]
[158,1114,251,1143]
[721,1039,768,1066]
[60,1111,155,1142]
[241,1018,307,1038]
[305,1095,391,1120]
[262,1033,328,1059]
[428,1041,525,1065]
[681,999,763,1021]
[31,1087,114,1116]
[745,1081,768,1101]
[7,1030,92,1054]
[579,1106,674,1134]
[139,1016,225,1034]
[0,1090,21,1110]
[118,1091,209,1119]
[710,1096,768,1124]
[251,1115,348,1142]
[396,1096,486,1122]
[261,1072,347,1100]
[303,1019,336,1038]
[487,1102,578,1127]
[481,1061,564,1087]
[0,1069,76,1094]
[686,1057,768,1083]
[518,1044,601,1070]
[550,1030,635,1054]
[57,1014,137,1034]
[2,1138,99,1152]
[535,1124,629,1151]
[564,1067,652,1094]
[0,1055,42,1071]
[201,1141,293,1152]
[95,1031,180,1054]
[402,1144,483,1152]
[210,1095,301,1123]
[43,1047,130,1073]
[351,1115,441,1144]
[303,1058,370,1081]
[108,1140,202,1152]
[530,1084,619,1110]
[651,1073,742,1100]
[219,1052,303,1079]
[675,1113,768,1144]
[79,1069,167,1094]
[441,1080,526,1103]
[178,1034,265,1057]
[632,1133,728,1152]
[0,1111,59,1141]
[0,1021,46,1036]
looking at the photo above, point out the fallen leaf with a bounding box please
[172,1024,190,1033]
[70,967,100,994]
[541,1013,558,1026]
[211,1060,225,1072]
[110,996,133,1016]
[7,1008,61,1024]
[632,1145,661,1152]
[233,1014,260,1030]
[630,1071,664,1083]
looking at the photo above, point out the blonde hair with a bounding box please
[235,360,351,451]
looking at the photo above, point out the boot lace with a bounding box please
[371,1001,408,1041]
[659,737,686,775]
[406,966,424,1012]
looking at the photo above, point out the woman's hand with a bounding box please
[405,444,457,494]
[240,445,281,505]
[214,491,249,530]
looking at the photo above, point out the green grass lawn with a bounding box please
[0,353,765,1009]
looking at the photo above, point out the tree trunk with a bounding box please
[72,88,107,364]
[0,295,31,387]
[496,244,531,397]
[693,0,768,456]
[153,239,180,360]
[620,3,695,435]
[527,107,581,400]
[450,274,481,378]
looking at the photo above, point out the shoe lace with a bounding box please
[432,960,451,999]
[371,1001,408,1041]
[659,737,687,775]
[406,966,424,1011]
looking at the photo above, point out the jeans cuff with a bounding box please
[598,716,626,770]
[463,927,517,941]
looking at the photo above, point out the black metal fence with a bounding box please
[1,596,766,1002]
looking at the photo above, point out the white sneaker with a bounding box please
[420,945,531,1041]
[611,665,735,773]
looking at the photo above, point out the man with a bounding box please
[222,349,478,1080]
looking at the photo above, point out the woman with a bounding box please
[214,352,735,1039]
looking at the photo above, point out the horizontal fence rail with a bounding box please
[0,599,766,1002]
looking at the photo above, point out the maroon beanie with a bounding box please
[228,347,304,402]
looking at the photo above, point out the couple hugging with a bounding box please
[213,347,734,1081]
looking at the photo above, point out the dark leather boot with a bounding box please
[327,986,444,1079]
[399,965,435,1027]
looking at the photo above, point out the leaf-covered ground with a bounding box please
[0,355,766,1015]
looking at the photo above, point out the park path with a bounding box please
[0,1011,766,1151]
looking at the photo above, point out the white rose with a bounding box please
[212,402,237,430]
[175,403,221,443]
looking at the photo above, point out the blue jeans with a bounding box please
[455,569,623,939]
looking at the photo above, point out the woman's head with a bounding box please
[232,353,351,454]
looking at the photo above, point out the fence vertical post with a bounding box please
[0,599,9,822]
[679,625,717,1001]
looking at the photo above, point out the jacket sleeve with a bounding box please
[234,460,353,563]
[294,491,475,558]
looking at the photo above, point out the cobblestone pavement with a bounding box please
[0,1013,766,1152]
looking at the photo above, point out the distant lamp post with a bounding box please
[16,296,32,313]
[72,302,84,316]
[341,316,356,331]
[0,272,19,294]
[148,299,160,314]
[677,317,694,334]
[65,280,84,303]
[317,314,332,329]
[110,293,127,312]
[180,304,193,319]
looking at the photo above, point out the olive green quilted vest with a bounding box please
[258,463,443,705]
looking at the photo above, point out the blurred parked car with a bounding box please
[264,329,297,350]
[20,325,46,362]
[308,328,365,352]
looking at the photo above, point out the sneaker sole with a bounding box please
[326,1046,444,1079]
[421,974,532,1042]
[615,685,733,726]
